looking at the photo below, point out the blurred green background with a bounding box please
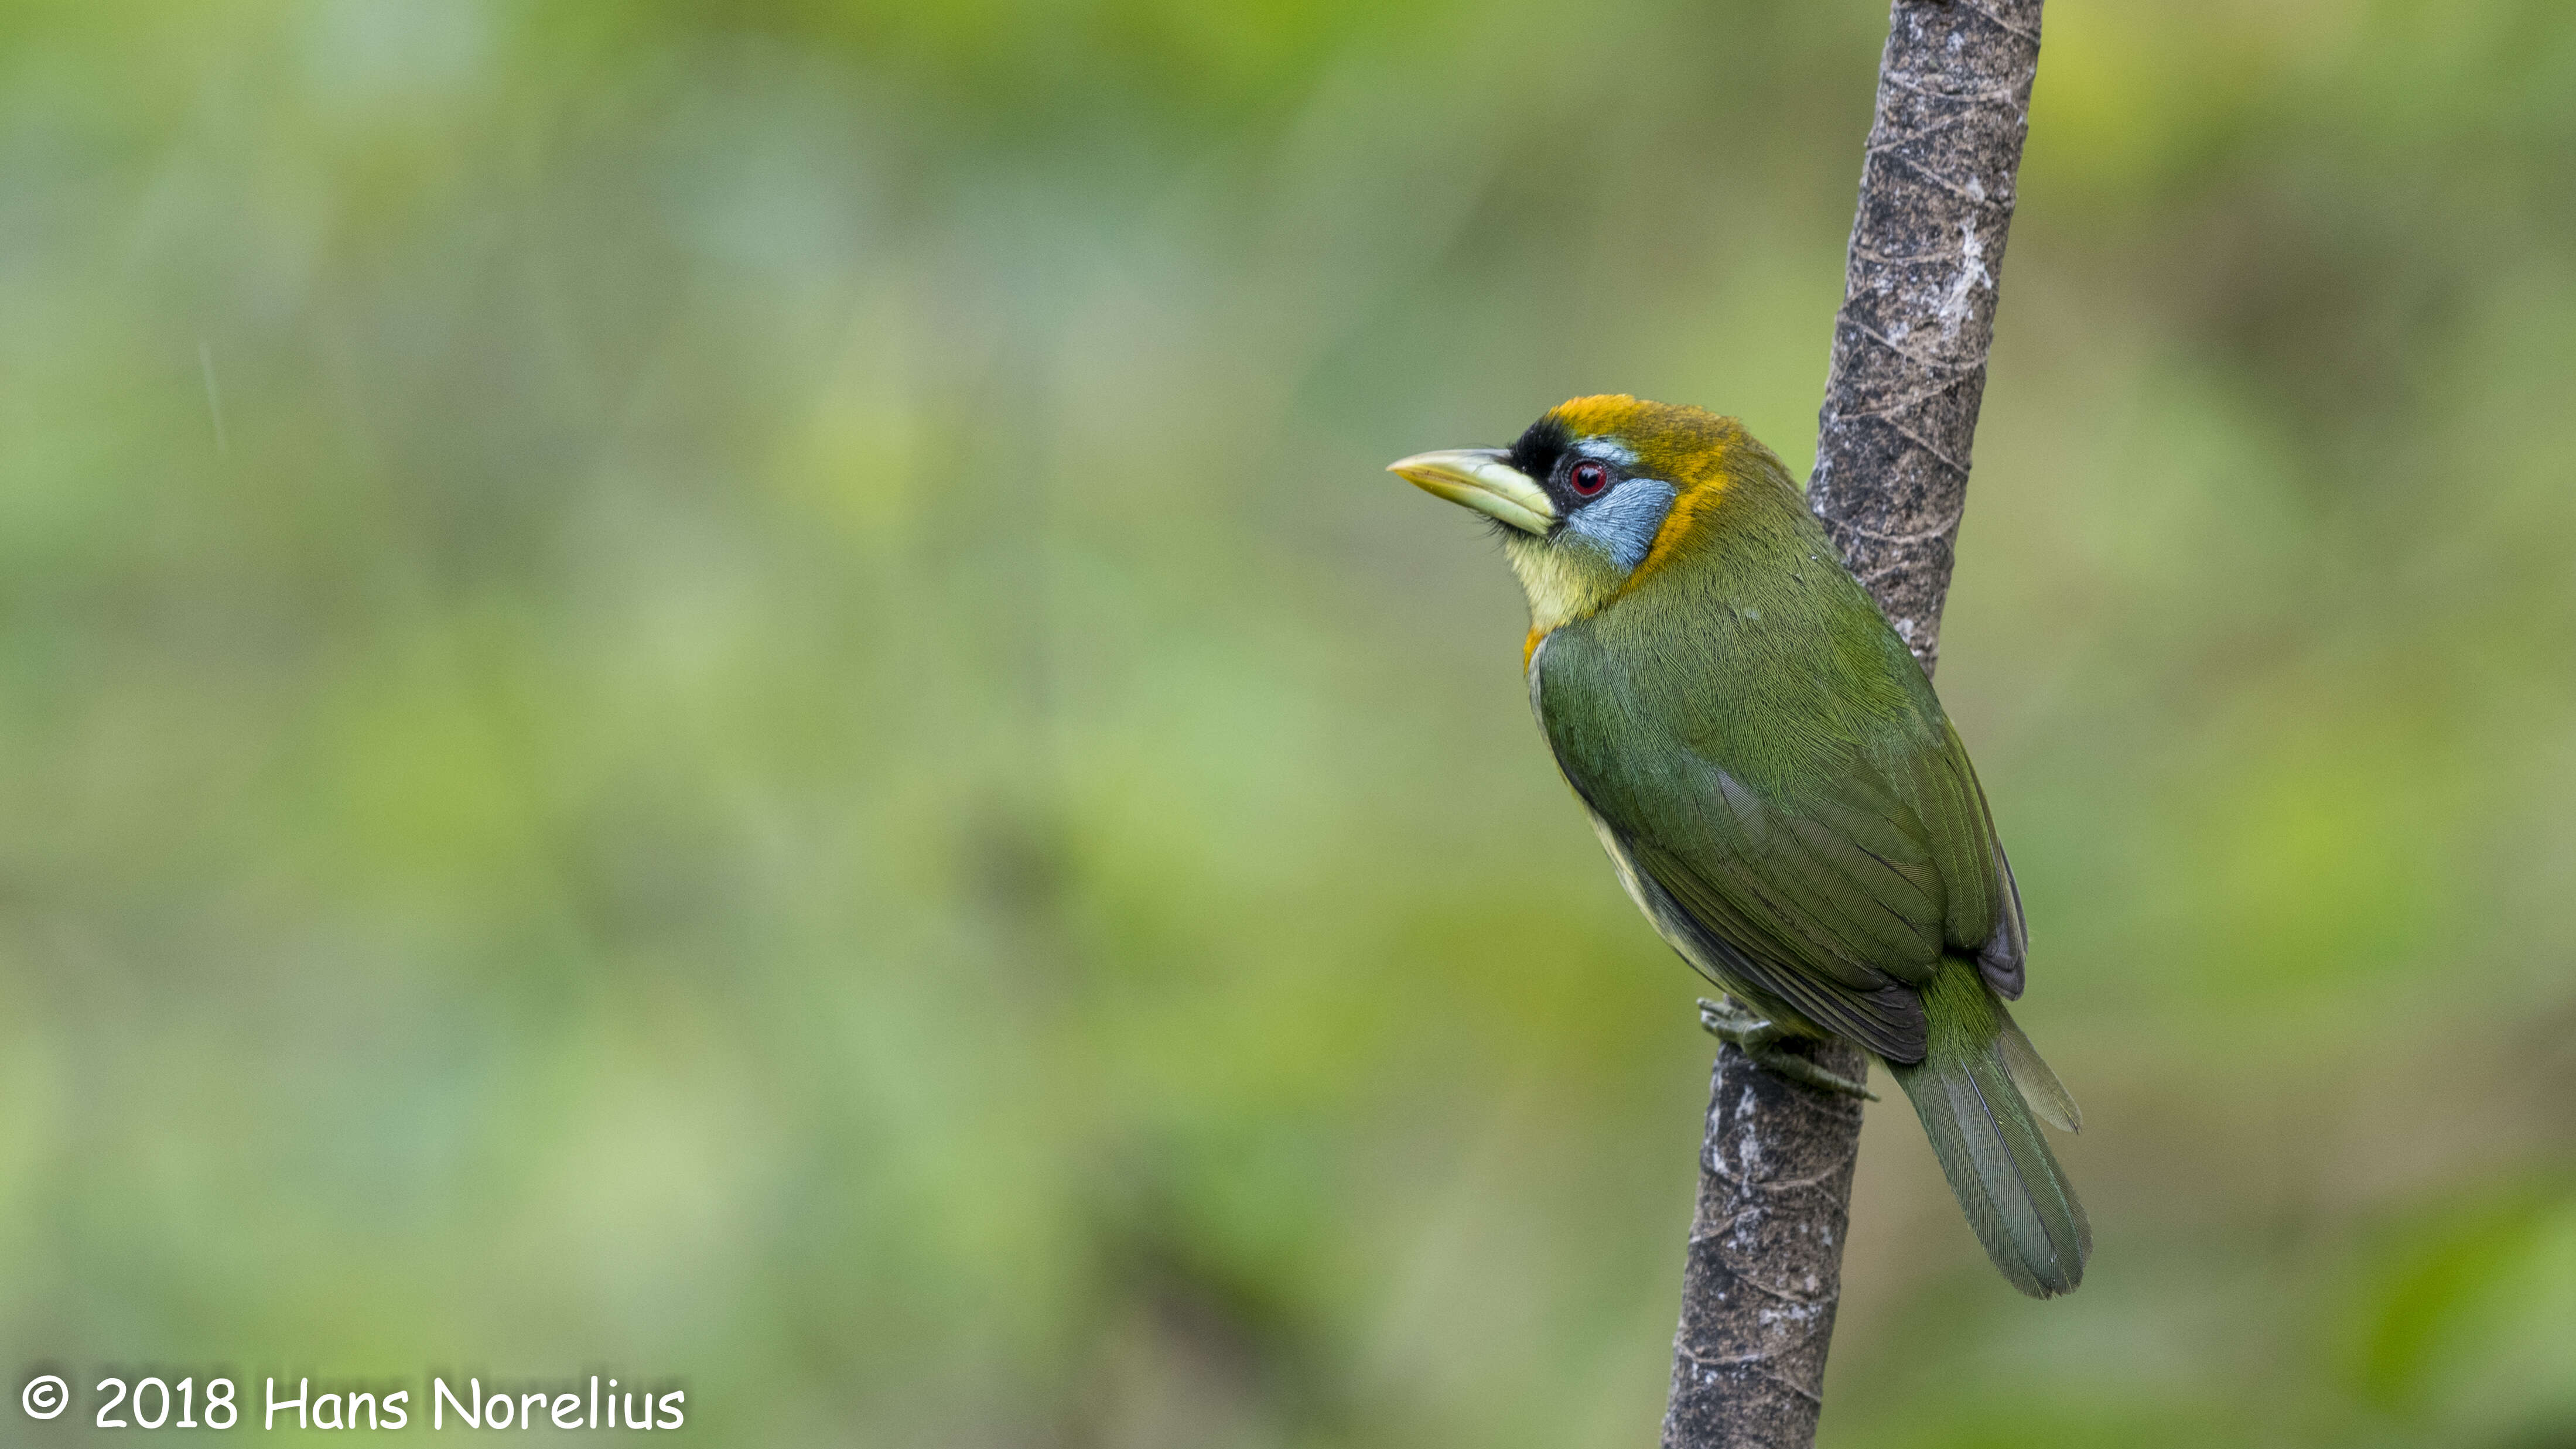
[4,0,2572,1444]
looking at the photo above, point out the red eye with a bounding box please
[1569,460,1610,497]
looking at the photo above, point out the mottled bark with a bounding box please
[1808,0,2042,676]
[1661,2,2042,1446]
[1659,1038,1867,1448]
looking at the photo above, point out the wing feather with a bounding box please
[1534,622,2023,1064]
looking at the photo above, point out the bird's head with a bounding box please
[1390,395,1753,648]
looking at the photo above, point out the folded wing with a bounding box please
[1536,630,2026,1064]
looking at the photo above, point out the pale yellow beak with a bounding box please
[1388,448,1556,535]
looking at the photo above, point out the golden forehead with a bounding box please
[1547,394,1650,438]
[1543,395,1744,480]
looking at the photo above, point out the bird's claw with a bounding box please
[1697,997,1878,1101]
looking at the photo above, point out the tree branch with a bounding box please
[1660,3,2042,1445]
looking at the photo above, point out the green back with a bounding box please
[1533,453,2023,1062]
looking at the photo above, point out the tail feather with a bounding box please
[1890,973,2090,1298]
[1997,1004,2082,1133]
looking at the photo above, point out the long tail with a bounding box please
[1887,961,2091,1298]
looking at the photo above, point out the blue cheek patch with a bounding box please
[1564,479,1677,573]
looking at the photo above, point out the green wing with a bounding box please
[1535,624,2024,1064]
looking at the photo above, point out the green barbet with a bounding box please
[1392,395,2089,1297]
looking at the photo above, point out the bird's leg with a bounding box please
[1697,997,1878,1101]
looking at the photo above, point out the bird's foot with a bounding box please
[1697,998,1877,1101]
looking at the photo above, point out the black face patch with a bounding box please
[1508,415,1639,521]
[1507,416,1571,497]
